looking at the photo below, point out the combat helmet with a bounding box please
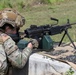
[0,8,25,28]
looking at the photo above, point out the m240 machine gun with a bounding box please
[18,18,76,51]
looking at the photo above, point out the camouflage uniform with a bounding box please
[0,8,32,75]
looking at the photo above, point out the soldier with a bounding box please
[0,8,38,75]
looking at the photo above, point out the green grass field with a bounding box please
[21,0,76,43]
[0,0,76,43]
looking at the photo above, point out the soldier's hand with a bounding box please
[30,39,39,49]
[27,43,33,49]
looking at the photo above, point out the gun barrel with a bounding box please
[70,22,76,25]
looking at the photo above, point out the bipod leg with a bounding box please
[66,31,76,49]
[58,31,66,46]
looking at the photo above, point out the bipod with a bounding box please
[58,29,76,49]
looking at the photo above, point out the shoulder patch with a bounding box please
[0,36,3,44]
[1,33,10,42]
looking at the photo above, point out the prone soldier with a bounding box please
[0,8,38,75]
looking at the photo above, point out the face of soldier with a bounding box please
[4,26,21,43]
[5,26,17,34]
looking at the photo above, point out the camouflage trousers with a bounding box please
[6,60,28,75]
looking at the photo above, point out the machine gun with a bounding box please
[24,18,76,49]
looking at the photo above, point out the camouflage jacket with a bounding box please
[0,32,32,75]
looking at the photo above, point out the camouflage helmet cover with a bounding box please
[0,8,25,28]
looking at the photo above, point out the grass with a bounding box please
[19,0,76,43]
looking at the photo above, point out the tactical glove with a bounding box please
[30,39,39,48]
